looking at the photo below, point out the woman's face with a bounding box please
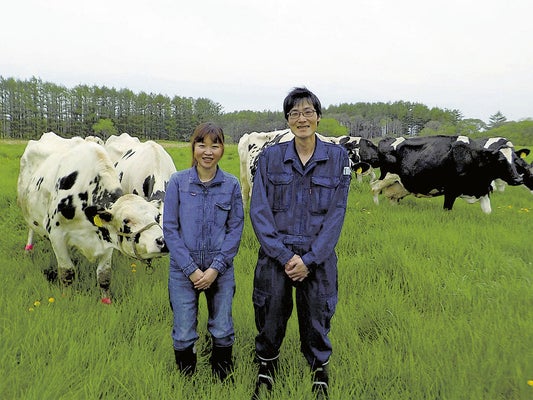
[193,136,224,171]
[287,99,320,139]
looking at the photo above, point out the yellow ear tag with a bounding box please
[93,215,104,227]
[520,152,527,159]
[356,167,363,174]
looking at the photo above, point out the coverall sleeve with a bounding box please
[301,151,351,269]
[250,153,294,266]
[162,175,198,277]
[211,179,245,275]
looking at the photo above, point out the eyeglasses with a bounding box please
[287,109,316,120]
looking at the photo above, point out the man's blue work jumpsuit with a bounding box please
[250,136,351,368]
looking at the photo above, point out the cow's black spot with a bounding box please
[118,172,123,182]
[78,191,88,208]
[36,177,44,190]
[143,175,155,198]
[58,171,78,190]
[149,190,165,202]
[33,221,39,227]
[58,195,76,219]
[99,227,111,243]
[122,149,135,160]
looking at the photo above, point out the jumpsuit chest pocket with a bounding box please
[311,176,339,214]
[267,173,293,212]
[214,202,231,227]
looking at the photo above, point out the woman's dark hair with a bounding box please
[190,122,225,166]
[283,87,322,120]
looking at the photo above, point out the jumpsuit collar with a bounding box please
[189,166,225,186]
[284,135,330,171]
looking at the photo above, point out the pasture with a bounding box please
[1,140,532,400]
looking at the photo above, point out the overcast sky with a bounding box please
[2,0,532,122]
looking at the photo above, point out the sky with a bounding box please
[2,0,532,123]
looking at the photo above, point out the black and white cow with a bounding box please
[371,135,523,213]
[237,129,378,204]
[17,132,168,302]
[475,137,533,193]
[104,133,176,207]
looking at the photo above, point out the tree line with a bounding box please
[0,76,526,144]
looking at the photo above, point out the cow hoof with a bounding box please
[59,269,76,286]
[24,244,34,251]
[43,267,58,283]
[101,297,112,305]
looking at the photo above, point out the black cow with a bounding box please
[371,135,523,213]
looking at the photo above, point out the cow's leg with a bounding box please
[48,232,76,286]
[25,228,34,251]
[241,173,251,206]
[96,249,114,301]
[443,193,457,211]
[479,195,492,214]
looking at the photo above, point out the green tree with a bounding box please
[488,111,507,129]
[317,118,348,137]
[92,118,117,140]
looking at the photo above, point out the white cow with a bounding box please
[105,133,176,207]
[237,129,379,204]
[104,132,141,164]
[18,132,168,302]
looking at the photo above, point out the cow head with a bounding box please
[514,148,533,191]
[93,194,168,260]
[453,140,523,186]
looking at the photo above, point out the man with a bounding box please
[250,87,351,399]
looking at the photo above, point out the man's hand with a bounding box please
[284,254,309,282]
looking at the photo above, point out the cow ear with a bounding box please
[93,211,112,227]
[516,148,530,158]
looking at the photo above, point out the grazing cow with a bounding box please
[17,132,168,301]
[105,134,176,207]
[371,135,523,213]
[237,129,378,204]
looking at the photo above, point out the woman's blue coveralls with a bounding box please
[250,136,351,368]
[164,167,244,350]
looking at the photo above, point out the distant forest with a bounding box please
[2,76,532,145]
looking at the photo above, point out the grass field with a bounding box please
[1,140,532,399]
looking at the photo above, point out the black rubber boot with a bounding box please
[210,345,234,382]
[174,345,197,376]
[252,356,278,400]
[312,365,329,399]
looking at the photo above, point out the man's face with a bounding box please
[287,99,320,139]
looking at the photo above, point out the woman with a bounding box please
[163,122,244,381]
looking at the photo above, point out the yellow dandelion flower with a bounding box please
[33,301,41,307]
[131,268,137,273]
[528,380,533,386]
[131,263,137,268]
[48,297,55,303]
[28,307,34,312]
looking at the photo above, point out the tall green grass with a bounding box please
[1,141,532,399]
